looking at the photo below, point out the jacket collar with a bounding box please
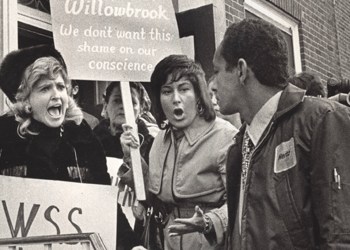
[164,118,215,146]
[273,83,306,121]
[234,84,305,144]
[247,91,282,146]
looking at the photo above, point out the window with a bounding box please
[17,0,50,14]
[17,3,53,48]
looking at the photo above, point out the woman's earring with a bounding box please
[196,100,204,115]
[24,105,32,114]
[161,120,169,129]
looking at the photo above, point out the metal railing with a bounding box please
[0,232,107,250]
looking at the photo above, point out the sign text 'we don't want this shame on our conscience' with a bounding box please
[51,0,182,82]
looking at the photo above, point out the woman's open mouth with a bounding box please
[47,104,62,118]
[173,108,184,120]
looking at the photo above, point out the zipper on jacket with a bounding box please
[240,121,275,246]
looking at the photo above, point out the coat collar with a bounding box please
[274,83,306,120]
[164,118,215,146]
[235,84,305,144]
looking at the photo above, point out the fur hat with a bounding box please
[0,44,67,103]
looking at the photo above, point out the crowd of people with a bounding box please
[0,18,349,250]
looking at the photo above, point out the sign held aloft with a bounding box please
[51,0,182,201]
[51,0,182,81]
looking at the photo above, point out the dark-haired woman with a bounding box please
[121,55,238,249]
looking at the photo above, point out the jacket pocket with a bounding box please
[275,172,312,249]
[331,168,350,234]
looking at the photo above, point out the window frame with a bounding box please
[17,4,52,31]
[1,1,18,113]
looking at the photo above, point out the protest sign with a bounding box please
[0,176,118,249]
[106,157,136,227]
[51,0,182,201]
[50,0,182,81]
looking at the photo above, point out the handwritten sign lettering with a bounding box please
[51,0,182,81]
[64,1,169,20]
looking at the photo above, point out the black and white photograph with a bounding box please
[0,0,349,249]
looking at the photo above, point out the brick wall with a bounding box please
[334,0,350,79]
[224,0,350,84]
[294,0,340,81]
[225,0,245,26]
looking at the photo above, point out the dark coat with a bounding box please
[226,84,350,249]
[0,115,109,184]
[93,118,156,250]
[0,115,140,249]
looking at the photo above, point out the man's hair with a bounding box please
[150,54,215,128]
[221,19,289,88]
[288,72,326,97]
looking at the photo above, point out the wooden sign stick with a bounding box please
[120,81,146,201]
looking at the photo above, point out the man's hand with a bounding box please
[168,205,206,237]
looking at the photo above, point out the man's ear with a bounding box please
[237,58,248,84]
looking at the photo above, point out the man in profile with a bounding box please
[212,19,350,249]
[207,75,241,128]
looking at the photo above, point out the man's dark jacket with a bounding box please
[226,84,350,249]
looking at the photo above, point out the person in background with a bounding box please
[288,71,326,97]
[121,55,238,249]
[212,18,350,249]
[207,75,241,128]
[94,81,158,162]
[93,81,158,250]
[69,80,100,129]
[0,45,110,184]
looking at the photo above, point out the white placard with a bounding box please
[0,176,118,249]
[50,0,182,81]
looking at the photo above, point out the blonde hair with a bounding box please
[13,56,83,137]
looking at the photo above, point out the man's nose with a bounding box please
[211,94,218,105]
[212,78,218,89]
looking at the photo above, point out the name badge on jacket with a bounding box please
[274,138,296,173]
